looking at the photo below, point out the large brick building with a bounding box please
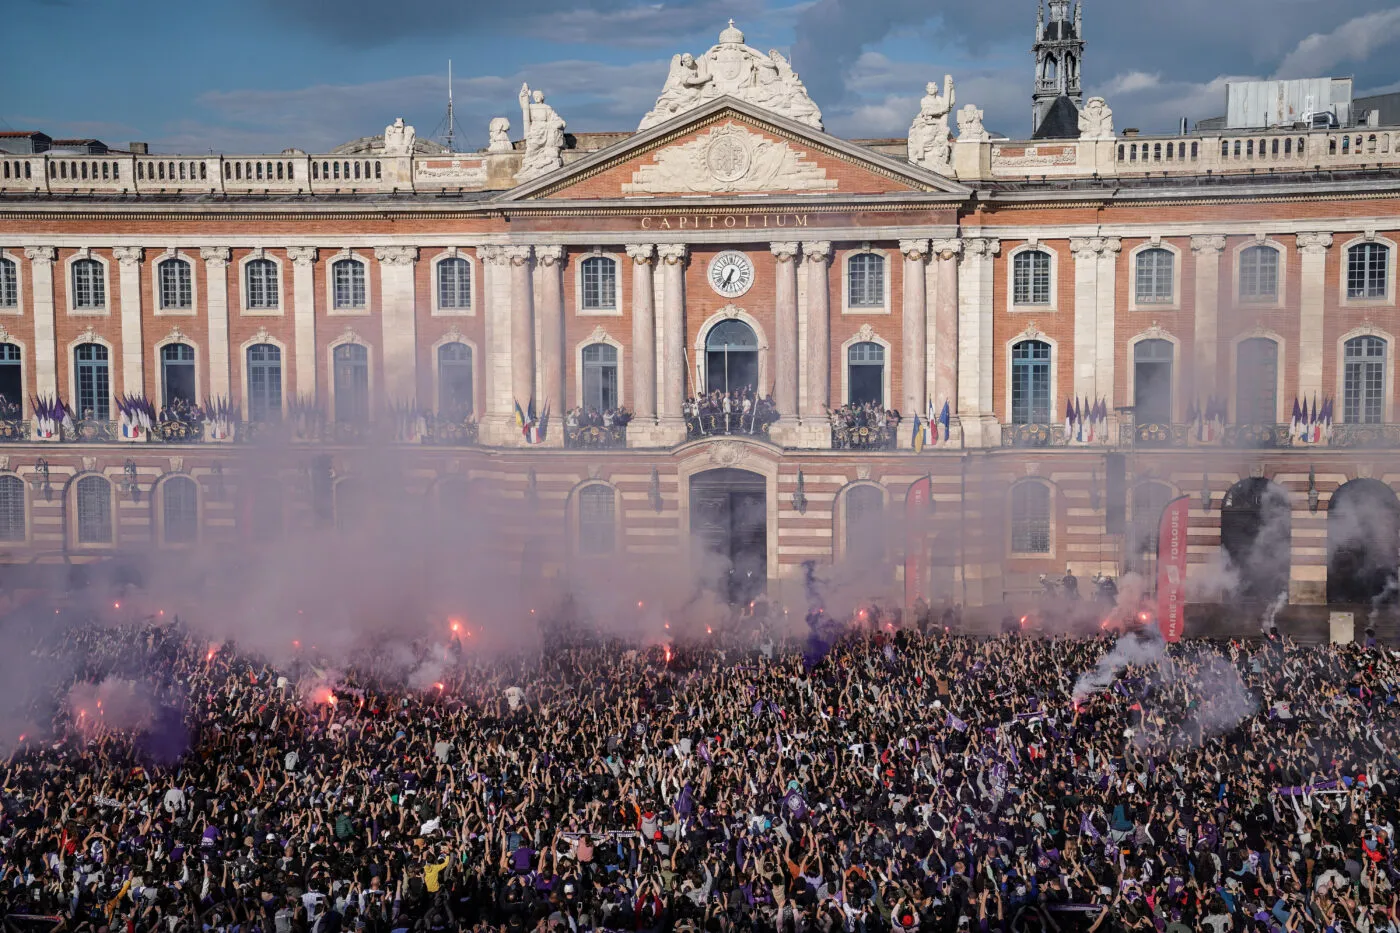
[4,14,1400,622]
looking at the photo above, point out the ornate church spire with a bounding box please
[1032,0,1085,133]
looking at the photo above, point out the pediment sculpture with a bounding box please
[639,21,824,131]
[623,122,836,195]
[1078,97,1114,140]
[517,84,566,182]
[383,118,416,156]
[909,75,955,175]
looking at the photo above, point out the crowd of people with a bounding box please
[828,403,902,433]
[685,390,779,438]
[565,408,634,432]
[1,603,1398,933]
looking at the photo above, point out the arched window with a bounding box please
[0,256,16,309]
[161,476,199,545]
[847,253,885,309]
[332,258,366,310]
[581,343,618,412]
[1239,245,1279,303]
[75,475,113,545]
[1013,249,1051,306]
[844,485,885,565]
[704,320,759,395]
[1134,248,1175,305]
[0,343,21,410]
[847,341,884,406]
[247,344,282,423]
[580,256,618,311]
[1010,340,1051,425]
[245,258,279,310]
[1348,243,1389,300]
[333,344,369,423]
[437,257,471,310]
[0,474,25,542]
[74,343,110,421]
[158,257,193,310]
[1010,481,1051,554]
[71,258,105,310]
[437,343,473,416]
[578,485,616,554]
[160,343,196,408]
[1344,336,1387,424]
[1236,338,1278,425]
[1132,339,1173,424]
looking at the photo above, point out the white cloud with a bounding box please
[1102,72,1161,96]
[1275,9,1400,78]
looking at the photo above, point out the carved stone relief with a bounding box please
[624,122,836,195]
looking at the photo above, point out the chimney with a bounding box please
[129,142,148,154]
[1123,128,1140,138]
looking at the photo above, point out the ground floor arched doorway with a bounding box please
[690,467,767,605]
[1220,477,1291,602]
[1328,478,1400,605]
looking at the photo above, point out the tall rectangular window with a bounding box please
[160,343,197,408]
[437,257,472,310]
[333,259,366,310]
[159,259,193,310]
[581,343,618,411]
[245,259,279,310]
[72,259,106,310]
[1344,336,1386,424]
[74,343,110,421]
[0,257,16,309]
[1013,250,1052,305]
[1238,246,1279,302]
[581,257,617,311]
[1134,248,1175,305]
[436,343,473,416]
[1348,243,1389,300]
[247,344,283,423]
[847,253,885,308]
[1010,340,1052,425]
[333,344,370,423]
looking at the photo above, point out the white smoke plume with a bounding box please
[1072,630,1168,703]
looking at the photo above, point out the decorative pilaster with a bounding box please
[929,238,962,426]
[1191,235,1227,399]
[957,237,999,446]
[899,239,930,439]
[1297,233,1334,404]
[112,247,144,398]
[534,246,566,442]
[374,246,418,404]
[625,244,657,422]
[800,241,832,421]
[286,247,318,402]
[505,246,536,416]
[1094,237,1121,406]
[24,247,57,397]
[200,247,231,400]
[656,244,688,443]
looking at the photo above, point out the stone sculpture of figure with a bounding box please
[908,75,956,173]
[487,117,512,153]
[956,103,988,142]
[517,83,566,181]
[382,117,416,155]
[645,53,714,127]
[1078,96,1115,139]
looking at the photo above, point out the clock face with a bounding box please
[707,250,755,299]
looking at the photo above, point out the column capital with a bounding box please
[657,244,688,265]
[625,244,656,264]
[503,245,533,266]
[898,238,931,261]
[1100,236,1122,254]
[770,242,800,262]
[373,246,418,266]
[200,246,231,265]
[962,237,1000,258]
[535,245,565,267]
[112,246,144,267]
[286,246,318,267]
[1190,234,1227,255]
[929,238,963,260]
[1297,232,1334,255]
[800,240,832,263]
[478,244,508,266]
[24,246,56,266]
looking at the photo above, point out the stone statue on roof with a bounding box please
[1078,97,1115,139]
[908,75,956,174]
[639,21,824,131]
[518,84,566,181]
[382,118,416,156]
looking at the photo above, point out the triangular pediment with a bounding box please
[496,97,970,203]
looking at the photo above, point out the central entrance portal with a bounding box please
[690,468,768,605]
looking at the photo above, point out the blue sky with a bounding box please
[6,0,1400,154]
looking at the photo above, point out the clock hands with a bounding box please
[721,266,737,288]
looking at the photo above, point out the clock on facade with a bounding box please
[707,250,755,298]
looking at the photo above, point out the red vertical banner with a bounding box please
[1156,495,1191,642]
[905,477,932,608]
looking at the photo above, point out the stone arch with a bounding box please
[1220,477,1292,602]
[1327,478,1400,606]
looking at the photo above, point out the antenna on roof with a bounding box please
[445,60,456,153]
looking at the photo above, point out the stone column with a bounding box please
[112,247,144,398]
[957,237,1000,447]
[899,239,930,438]
[285,247,318,402]
[656,244,688,444]
[1070,237,1102,403]
[1191,235,1227,402]
[506,246,536,412]
[24,247,57,397]
[535,246,566,423]
[476,245,513,443]
[625,244,657,421]
[1094,237,1121,407]
[770,242,800,416]
[929,239,962,423]
[200,248,231,400]
[800,241,832,420]
[374,246,418,404]
[1297,233,1334,405]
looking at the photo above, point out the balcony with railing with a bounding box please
[831,423,899,450]
[565,424,628,449]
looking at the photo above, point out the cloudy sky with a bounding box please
[6,0,1400,154]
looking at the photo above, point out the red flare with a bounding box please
[435,682,445,692]
[706,626,713,635]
